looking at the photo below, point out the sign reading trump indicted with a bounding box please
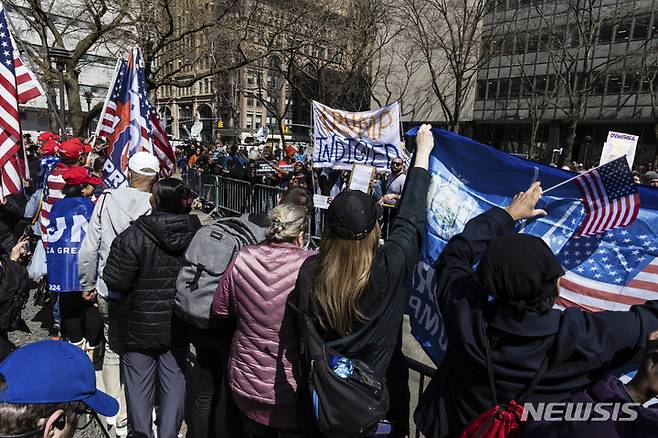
[312,101,402,170]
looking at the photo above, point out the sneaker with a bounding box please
[115,420,128,437]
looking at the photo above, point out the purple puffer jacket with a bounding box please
[213,242,314,426]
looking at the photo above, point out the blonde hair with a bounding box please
[312,223,381,335]
[265,204,306,243]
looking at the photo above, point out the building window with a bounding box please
[599,21,614,44]
[607,74,623,94]
[615,19,631,43]
[246,113,254,129]
[623,72,641,94]
[633,15,653,40]
[509,77,522,98]
[535,75,547,94]
[515,33,527,55]
[527,31,539,52]
[591,75,605,95]
[247,97,254,106]
[477,80,487,99]
[487,79,497,99]
[498,78,509,99]
[256,114,262,128]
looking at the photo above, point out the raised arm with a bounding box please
[435,182,546,308]
[380,124,433,274]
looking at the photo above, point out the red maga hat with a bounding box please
[37,132,60,142]
[58,139,85,160]
[63,166,102,186]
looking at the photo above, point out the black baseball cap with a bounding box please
[326,190,382,240]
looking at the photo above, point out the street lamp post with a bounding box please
[83,91,93,112]
[48,47,72,138]
[582,135,593,169]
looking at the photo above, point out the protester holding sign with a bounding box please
[46,166,103,358]
[292,124,434,437]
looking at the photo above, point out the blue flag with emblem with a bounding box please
[45,197,94,293]
[406,128,658,365]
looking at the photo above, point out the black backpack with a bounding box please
[291,281,389,438]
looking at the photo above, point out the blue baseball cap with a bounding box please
[0,340,118,417]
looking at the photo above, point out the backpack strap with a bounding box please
[482,319,557,406]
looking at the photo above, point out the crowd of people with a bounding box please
[0,125,657,438]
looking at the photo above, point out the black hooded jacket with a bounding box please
[103,212,201,350]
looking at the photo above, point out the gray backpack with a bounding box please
[175,215,265,329]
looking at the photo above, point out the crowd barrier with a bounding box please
[184,169,397,241]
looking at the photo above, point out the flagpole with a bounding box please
[93,58,122,139]
[542,158,626,194]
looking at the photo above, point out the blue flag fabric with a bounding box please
[406,128,658,365]
[46,197,95,293]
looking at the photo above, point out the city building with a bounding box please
[156,0,366,146]
[473,0,658,165]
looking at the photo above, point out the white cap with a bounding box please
[128,152,160,177]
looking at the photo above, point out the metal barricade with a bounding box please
[406,356,436,438]
[251,184,284,215]
[216,177,252,214]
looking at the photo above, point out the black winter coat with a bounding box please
[103,212,201,351]
[415,207,658,438]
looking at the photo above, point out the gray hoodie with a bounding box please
[78,187,152,299]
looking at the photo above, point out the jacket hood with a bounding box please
[135,212,201,252]
[104,187,152,232]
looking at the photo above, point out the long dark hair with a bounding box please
[62,184,83,198]
[152,178,193,214]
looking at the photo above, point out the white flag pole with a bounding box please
[93,58,122,138]
[542,157,628,194]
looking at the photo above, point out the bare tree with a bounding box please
[532,0,638,163]
[400,0,518,132]
[6,0,130,136]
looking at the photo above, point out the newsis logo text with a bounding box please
[521,402,641,422]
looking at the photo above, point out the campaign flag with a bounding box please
[405,128,658,364]
[312,101,402,170]
[95,48,175,187]
[573,156,639,237]
[0,2,44,196]
[45,197,94,293]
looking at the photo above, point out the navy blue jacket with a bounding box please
[415,207,658,438]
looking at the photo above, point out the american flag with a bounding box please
[552,224,658,312]
[0,4,44,196]
[574,156,639,237]
[95,48,175,183]
[96,59,127,139]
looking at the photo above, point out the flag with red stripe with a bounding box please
[149,107,175,176]
[0,3,44,196]
[95,48,175,187]
[574,156,640,237]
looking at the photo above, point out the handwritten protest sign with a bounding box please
[600,131,638,168]
[349,164,375,194]
[312,101,402,170]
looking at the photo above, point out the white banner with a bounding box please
[312,101,402,170]
[600,131,638,168]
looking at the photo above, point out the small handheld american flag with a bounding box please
[573,156,640,237]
